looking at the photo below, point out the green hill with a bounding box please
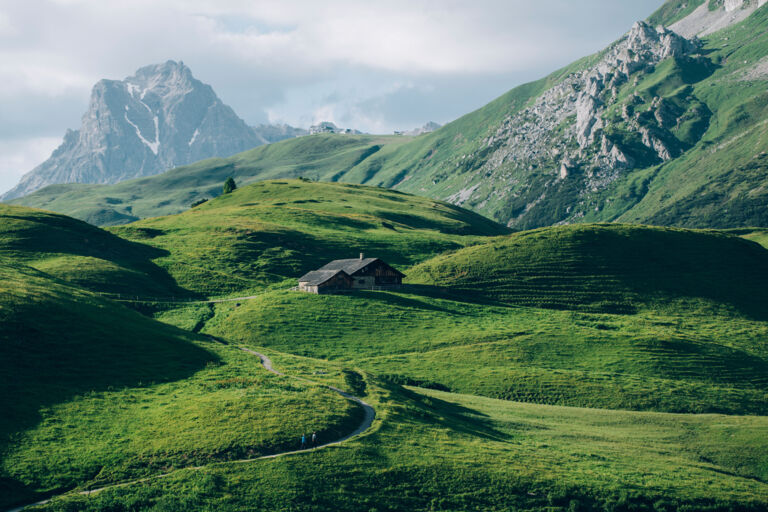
[30,369,768,511]
[406,223,768,316]
[0,259,363,509]
[195,224,768,415]
[2,197,768,509]
[0,204,190,297]
[108,179,508,296]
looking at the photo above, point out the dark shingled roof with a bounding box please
[297,269,349,286]
[319,257,380,275]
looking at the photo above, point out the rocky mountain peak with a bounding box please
[2,61,304,200]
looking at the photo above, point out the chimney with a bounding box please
[360,252,364,260]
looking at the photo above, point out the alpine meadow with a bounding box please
[1,1,768,511]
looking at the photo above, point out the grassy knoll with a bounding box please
[0,261,362,509]
[728,227,768,250]
[31,369,768,511]
[109,179,508,296]
[405,223,768,316]
[0,204,189,298]
[187,224,768,414]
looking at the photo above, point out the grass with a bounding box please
[0,255,363,509]
[28,372,768,511]
[2,343,360,509]
[107,179,508,296]
[0,204,190,298]
[168,224,768,416]
[406,224,768,317]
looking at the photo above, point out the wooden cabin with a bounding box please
[297,269,353,294]
[297,254,405,293]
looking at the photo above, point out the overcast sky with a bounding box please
[0,0,663,194]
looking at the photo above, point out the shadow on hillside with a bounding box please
[380,380,510,443]
[1,211,195,299]
[400,284,514,308]
[0,301,217,507]
[225,227,464,279]
[346,286,513,316]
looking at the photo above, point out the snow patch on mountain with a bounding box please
[2,61,306,200]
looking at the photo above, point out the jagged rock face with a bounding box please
[448,21,705,227]
[2,61,296,200]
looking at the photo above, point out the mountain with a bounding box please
[252,123,308,142]
[396,121,442,136]
[8,2,768,232]
[308,121,362,135]
[343,0,768,230]
[1,61,303,200]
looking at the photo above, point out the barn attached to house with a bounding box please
[297,254,405,294]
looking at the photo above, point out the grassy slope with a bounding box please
[108,179,508,296]
[198,224,768,415]
[0,222,363,510]
[0,204,190,297]
[405,223,768,316]
[614,6,768,227]
[32,370,768,511]
[2,199,767,509]
[7,135,412,226]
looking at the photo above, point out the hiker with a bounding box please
[311,431,317,448]
[301,433,306,449]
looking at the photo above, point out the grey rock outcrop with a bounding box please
[2,61,304,200]
[447,21,702,221]
[308,122,362,135]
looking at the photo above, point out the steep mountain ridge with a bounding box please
[1,61,305,200]
[337,0,768,229]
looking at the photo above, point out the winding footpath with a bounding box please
[7,349,375,512]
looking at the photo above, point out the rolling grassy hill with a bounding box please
[0,260,363,509]
[189,224,768,415]
[6,135,412,226]
[30,365,768,511]
[2,190,768,508]
[0,204,190,298]
[108,179,508,296]
[406,223,768,316]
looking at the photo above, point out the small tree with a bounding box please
[223,177,237,195]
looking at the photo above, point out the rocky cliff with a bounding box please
[432,21,706,226]
[2,61,302,200]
